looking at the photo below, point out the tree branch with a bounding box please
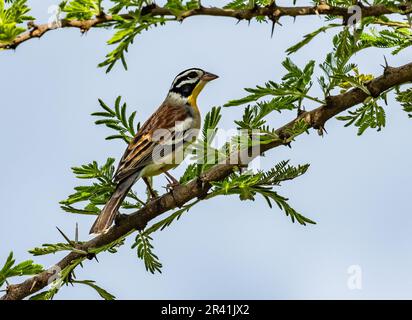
[2,60,411,300]
[1,2,411,50]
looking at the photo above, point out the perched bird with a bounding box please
[90,68,218,234]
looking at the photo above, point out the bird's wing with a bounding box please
[113,102,193,183]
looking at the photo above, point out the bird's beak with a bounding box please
[201,72,219,82]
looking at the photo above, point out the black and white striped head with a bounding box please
[169,68,218,98]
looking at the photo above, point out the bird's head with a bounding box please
[167,68,219,106]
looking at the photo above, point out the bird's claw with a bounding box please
[164,172,180,192]
[165,180,180,193]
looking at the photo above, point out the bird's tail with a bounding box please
[89,175,137,235]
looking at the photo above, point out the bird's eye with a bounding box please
[187,72,198,79]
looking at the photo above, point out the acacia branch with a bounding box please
[1,2,411,50]
[2,60,411,300]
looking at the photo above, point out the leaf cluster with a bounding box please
[336,98,386,135]
[211,160,315,225]
[396,88,412,118]
[62,0,102,20]
[0,0,33,44]
[132,233,162,274]
[226,58,317,108]
[0,252,43,288]
[29,257,114,300]
[93,96,139,143]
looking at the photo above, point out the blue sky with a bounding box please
[1,1,411,299]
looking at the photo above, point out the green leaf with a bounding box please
[223,0,248,9]
[202,106,221,142]
[93,97,139,142]
[226,58,320,108]
[0,252,44,287]
[61,157,142,216]
[132,233,162,274]
[334,74,371,95]
[144,201,198,235]
[0,0,34,44]
[336,98,386,135]
[63,0,102,20]
[286,24,340,55]
[72,280,115,300]
[234,97,296,130]
[396,88,412,118]
[360,27,412,55]
[99,14,167,72]
[210,161,314,225]
[29,243,87,256]
[29,258,84,300]
[179,163,200,184]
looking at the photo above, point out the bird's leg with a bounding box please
[164,171,180,191]
[142,177,157,200]
[163,171,185,208]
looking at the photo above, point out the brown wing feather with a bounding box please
[114,102,191,183]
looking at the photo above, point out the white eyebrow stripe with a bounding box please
[175,78,198,88]
[171,69,203,88]
[171,70,192,87]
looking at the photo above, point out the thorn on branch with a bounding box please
[381,55,395,75]
[271,20,276,37]
[67,269,75,284]
[297,106,306,117]
[75,223,79,245]
[56,226,74,246]
[269,14,282,37]
[313,121,327,136]
[86,252,96,260]
[303,111,327,136]
[317,125,327,136]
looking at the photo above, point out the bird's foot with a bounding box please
[164,172,180,192]
[163,172,185,207]
[165,179,180,192]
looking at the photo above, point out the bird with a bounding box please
[89,68,219,234]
